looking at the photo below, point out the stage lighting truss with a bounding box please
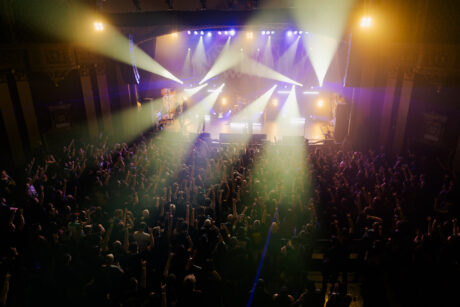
[207,88,223,93]
[186,29,308,39]
[286,30,304,37]
[261,30,275,36]
[277,90,291,94]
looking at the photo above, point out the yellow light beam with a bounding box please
[261,35,274,68]
[189,83,225,115]
[232,85,278,122]
[182,48,192,78]
[238,56,303,86]
[292,0,356,86]
[17,1,183,84]
[200,34,302,86]
[192,36,208,79]
[277,36,301,74]
[199,37,236,84]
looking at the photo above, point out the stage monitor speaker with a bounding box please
[219,133,235,143]
[283,136,305,145]
[219,133,252,143]
[334,103,350,143]
[188,132,210,140]
[249,134,267,144]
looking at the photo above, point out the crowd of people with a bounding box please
[0,132,458,307]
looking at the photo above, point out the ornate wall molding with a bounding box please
[94,63,106,75]
[28,44,78,87]
[78,64,92,77]
[0,49,27,70]
[386,43,460,86]
[403,66,416,82]
[12,69,28,82]
[387,64,399,79]
[46,69,74,87]
[0,71,8,83]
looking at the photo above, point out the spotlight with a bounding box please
[194,31,198,35]
[187,31,191,35]
[360,16,373,28]
[229,29,236,36]
[287,30,293,37]
[261,31,266,35]
[94,21,104,31]
[222,97,227,105]
[200,31,204,35]
[224,31,228,35]
[187,48,191,51]
[316,99,324,108]
[218,31,222,35]
[171,32,178,38]
[240,48,244,52]
[272,98,278,106]
[293,31,298,35]
[246,31,254,39]
[257,48,260,52]
[271,31,275,35]
[299,31,303,34]
[207,32,212,37]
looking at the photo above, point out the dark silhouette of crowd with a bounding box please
[0,133,458,307]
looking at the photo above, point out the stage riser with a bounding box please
[219,133,267,144]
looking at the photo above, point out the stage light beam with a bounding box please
[278,86,300,120]
[232,85,277,123]
[199,37,236,84]
[292,0,355,87]
[185,83,225,118]
[183,83,208,95]
[277,35,300,74]
[192,36,208,78]
[182,47,192,78]
[261,35,274,67]
[18,2,183,83]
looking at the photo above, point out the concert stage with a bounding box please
[162,117,334,143]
